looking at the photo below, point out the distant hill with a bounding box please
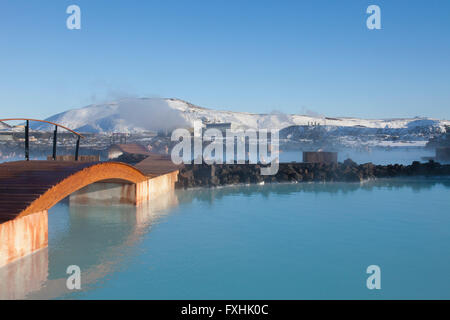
[32,97,450,133]
[29,97,449,147]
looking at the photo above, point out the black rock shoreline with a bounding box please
[175,160,450,189]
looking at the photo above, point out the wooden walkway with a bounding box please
[0,161,93,223]
[0,160,177,224]
[134,153,182,177]
[0,155,181,223]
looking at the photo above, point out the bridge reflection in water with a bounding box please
[0,191,179,300]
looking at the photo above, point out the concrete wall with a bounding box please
[70,182,137,206]
[70,171,178,206]
[303,151,338,164]
[136,171,179,205]
[0,211,48,268]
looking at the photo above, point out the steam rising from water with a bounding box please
[117,98,188,132]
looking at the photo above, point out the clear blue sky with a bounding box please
[0,0,449,119]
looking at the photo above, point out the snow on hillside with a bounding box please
[32,98,449,140]
[0,121,11,130]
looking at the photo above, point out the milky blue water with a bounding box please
[3,178,450,300]
[279,148,436,165]
[0,147,437,165]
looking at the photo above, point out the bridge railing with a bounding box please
[0,118,84,161]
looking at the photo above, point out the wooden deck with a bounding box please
[0,155,181,223]
[134,153,182,177]
[0,161,94,222]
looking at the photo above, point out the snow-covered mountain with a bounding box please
[28,98,450,146]
[34,97,449,132]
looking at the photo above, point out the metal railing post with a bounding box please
[52,125,58,160]
[25,120,29,161]
[75,136,80,161]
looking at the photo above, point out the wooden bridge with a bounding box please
[0,157,180,268]
[0,159,179,267]
[0,118,181,268]
[0,161,148,223]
